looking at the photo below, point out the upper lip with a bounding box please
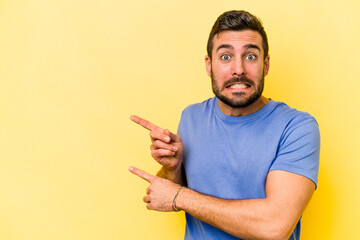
[224,77,254,88]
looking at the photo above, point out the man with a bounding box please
[129,10,320,240]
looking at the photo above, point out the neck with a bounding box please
[218,96,270,117]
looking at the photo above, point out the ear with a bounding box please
[205,55,212,76]
[264,55,270,76]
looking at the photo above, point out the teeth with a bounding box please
[230,84,248,89]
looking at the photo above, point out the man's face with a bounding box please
[205,30,270,109]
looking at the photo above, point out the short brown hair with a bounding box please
[207,10,269,60]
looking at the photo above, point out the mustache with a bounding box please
[222,77,255,89]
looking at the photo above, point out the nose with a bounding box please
[232,58,246,76]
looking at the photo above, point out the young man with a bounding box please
[129,10,320,240]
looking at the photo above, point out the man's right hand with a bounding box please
[130,115,184,182]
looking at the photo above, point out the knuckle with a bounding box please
[156,149,163,156]
[150,130,160,139]
[156,157,163,164]
[153,140,160,147]
[151,150,158,158]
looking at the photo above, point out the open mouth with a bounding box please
[226,83,251,89]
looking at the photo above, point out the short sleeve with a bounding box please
[270,115,320,188]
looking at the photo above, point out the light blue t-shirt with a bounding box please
[177,97,320,240]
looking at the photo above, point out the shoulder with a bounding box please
[271,101,320,155]
[270,101,319,129]
[183,97,215,112]
[271,101,315,119]
[178,97,216,135]
[181,97,216,119]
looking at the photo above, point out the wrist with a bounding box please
[163,165,181,176]
[162,165,183,182]
[172,186,187,212]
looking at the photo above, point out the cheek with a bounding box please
[245,64,263,78]
[212,63,231,78]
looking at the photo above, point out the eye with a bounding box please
[245,54,256,61]
[220,54,231,61]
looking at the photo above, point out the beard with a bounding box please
[211,71,265,108]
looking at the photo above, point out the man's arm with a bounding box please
[129,167,315,240]
[177,170,314,240]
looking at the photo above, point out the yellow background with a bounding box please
[1,0,359,239]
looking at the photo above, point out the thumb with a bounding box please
[164,129,181,143]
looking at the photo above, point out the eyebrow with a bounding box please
[244,44,261,52]
[216,43,261,53]
[216,44,233,52]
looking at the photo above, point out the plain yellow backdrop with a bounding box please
[1,0,359,239]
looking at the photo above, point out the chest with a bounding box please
[183,118,284,199]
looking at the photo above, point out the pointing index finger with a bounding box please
[128,166,155,183]
[130,115,163,132]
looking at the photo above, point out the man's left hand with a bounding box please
[129,166,182,212]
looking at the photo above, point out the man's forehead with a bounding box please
[213,30,263,50]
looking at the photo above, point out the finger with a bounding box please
[130,115,163,132]
[151,149,175,160]
[164,129,181,143]
[143,195,150,203]
[156,157,177,169]
[128,166,155,183]
[146,187,150,194]
[152,140,178,151]
[146,203,152,210]
[150,130,171,143]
